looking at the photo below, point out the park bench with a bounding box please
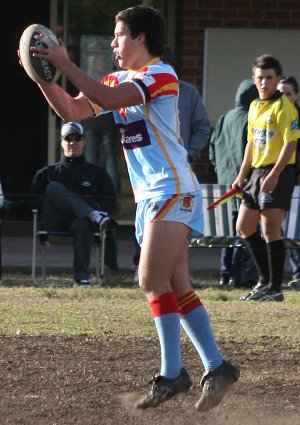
[31,209,107,283]
[189,184,300,250]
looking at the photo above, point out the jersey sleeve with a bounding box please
[278,100,300,144]
[132,68,179,102]
[81,73,121,117]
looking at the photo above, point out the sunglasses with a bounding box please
[64,135,84,142]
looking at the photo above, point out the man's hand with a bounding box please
[261,172,279,194]
[30,33,69,72]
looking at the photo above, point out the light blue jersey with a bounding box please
[91,58,201,202]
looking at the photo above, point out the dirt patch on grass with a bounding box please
[0,335,299,425]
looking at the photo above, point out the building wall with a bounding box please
[176,0,300,182]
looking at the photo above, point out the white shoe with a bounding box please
[287,278,300,290]
[73,279,91,287]
[132,268,139,284]
[90,211,112,231]
[239,282,268,301]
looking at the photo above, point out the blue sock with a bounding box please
[150,292,182,378]
[154,312,182,378]
[180,306,223,371]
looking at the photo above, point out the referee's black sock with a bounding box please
[243,232,269,285]
[266,239,285,292]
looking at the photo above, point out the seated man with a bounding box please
[29,122,117,286]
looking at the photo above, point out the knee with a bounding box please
[138,273,149,293]
[72,217,93,232]
[138,270,172,299]
[236,221,253,238]
[236,222,244,237]
[137,268,157,295]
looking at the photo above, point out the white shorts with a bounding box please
[135,192,204,246]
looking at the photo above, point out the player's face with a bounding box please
[278,82,298,103]
[253,68,281,100]
[111,21,143,70]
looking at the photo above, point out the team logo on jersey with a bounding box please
[260,193,274,203]
[135,72,156,87]
[253,128,276,150]
[266,115,273,124]
[120,120,151,150]
[180,195,194,211]
[291,120,299,131]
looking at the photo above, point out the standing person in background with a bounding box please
[278,76,300,291]
[82,113,121,194]
[29,122,117,286]
[25,5,239,412]
[209,79,259,288]
[233,55,300,302]
[132,48,212,283]
[161,48,212,165]
[82,113,120,270]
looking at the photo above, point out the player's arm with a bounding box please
[261,141,296,194]
[61,60,142,110]
[38,84,95,121]
[232,141,253,190]
[31,41,143,115]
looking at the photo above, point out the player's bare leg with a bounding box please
[136,221,193,409]
[136,221,239,410]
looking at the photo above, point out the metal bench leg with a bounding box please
[95,238,100,282]
[0,222,2,281]
[100,229,106,280]
[32,210,38,283]
[41,243,46,278]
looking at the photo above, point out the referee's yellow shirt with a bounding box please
[248,95,300,168]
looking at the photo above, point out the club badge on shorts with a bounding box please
[180,194,194,211]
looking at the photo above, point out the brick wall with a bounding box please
[175,0,300,183]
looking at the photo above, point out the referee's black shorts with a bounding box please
[242,164,296,211]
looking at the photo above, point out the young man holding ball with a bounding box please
[23,5,239,411]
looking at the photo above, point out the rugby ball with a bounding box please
[19,23,61,84]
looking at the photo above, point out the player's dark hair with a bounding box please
[115,6,165,56]
[252,54,283,76]
[279,76,299,94]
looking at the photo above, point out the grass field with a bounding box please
[0,275,299,346]
[0,274,299,424]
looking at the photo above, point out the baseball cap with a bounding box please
[60,122,84,139]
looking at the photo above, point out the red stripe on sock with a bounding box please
[177,291,202,317]
[150,292,179,318]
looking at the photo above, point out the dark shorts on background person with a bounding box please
[242,165,296,211]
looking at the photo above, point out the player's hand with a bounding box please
[17,49,22,67]
[261,172,279,194]
[232,176,246,191]
[30,34,69,71]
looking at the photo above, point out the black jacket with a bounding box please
[209,79,259,184]
[29,155,117,214]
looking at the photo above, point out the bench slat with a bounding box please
[192,184,300,248]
